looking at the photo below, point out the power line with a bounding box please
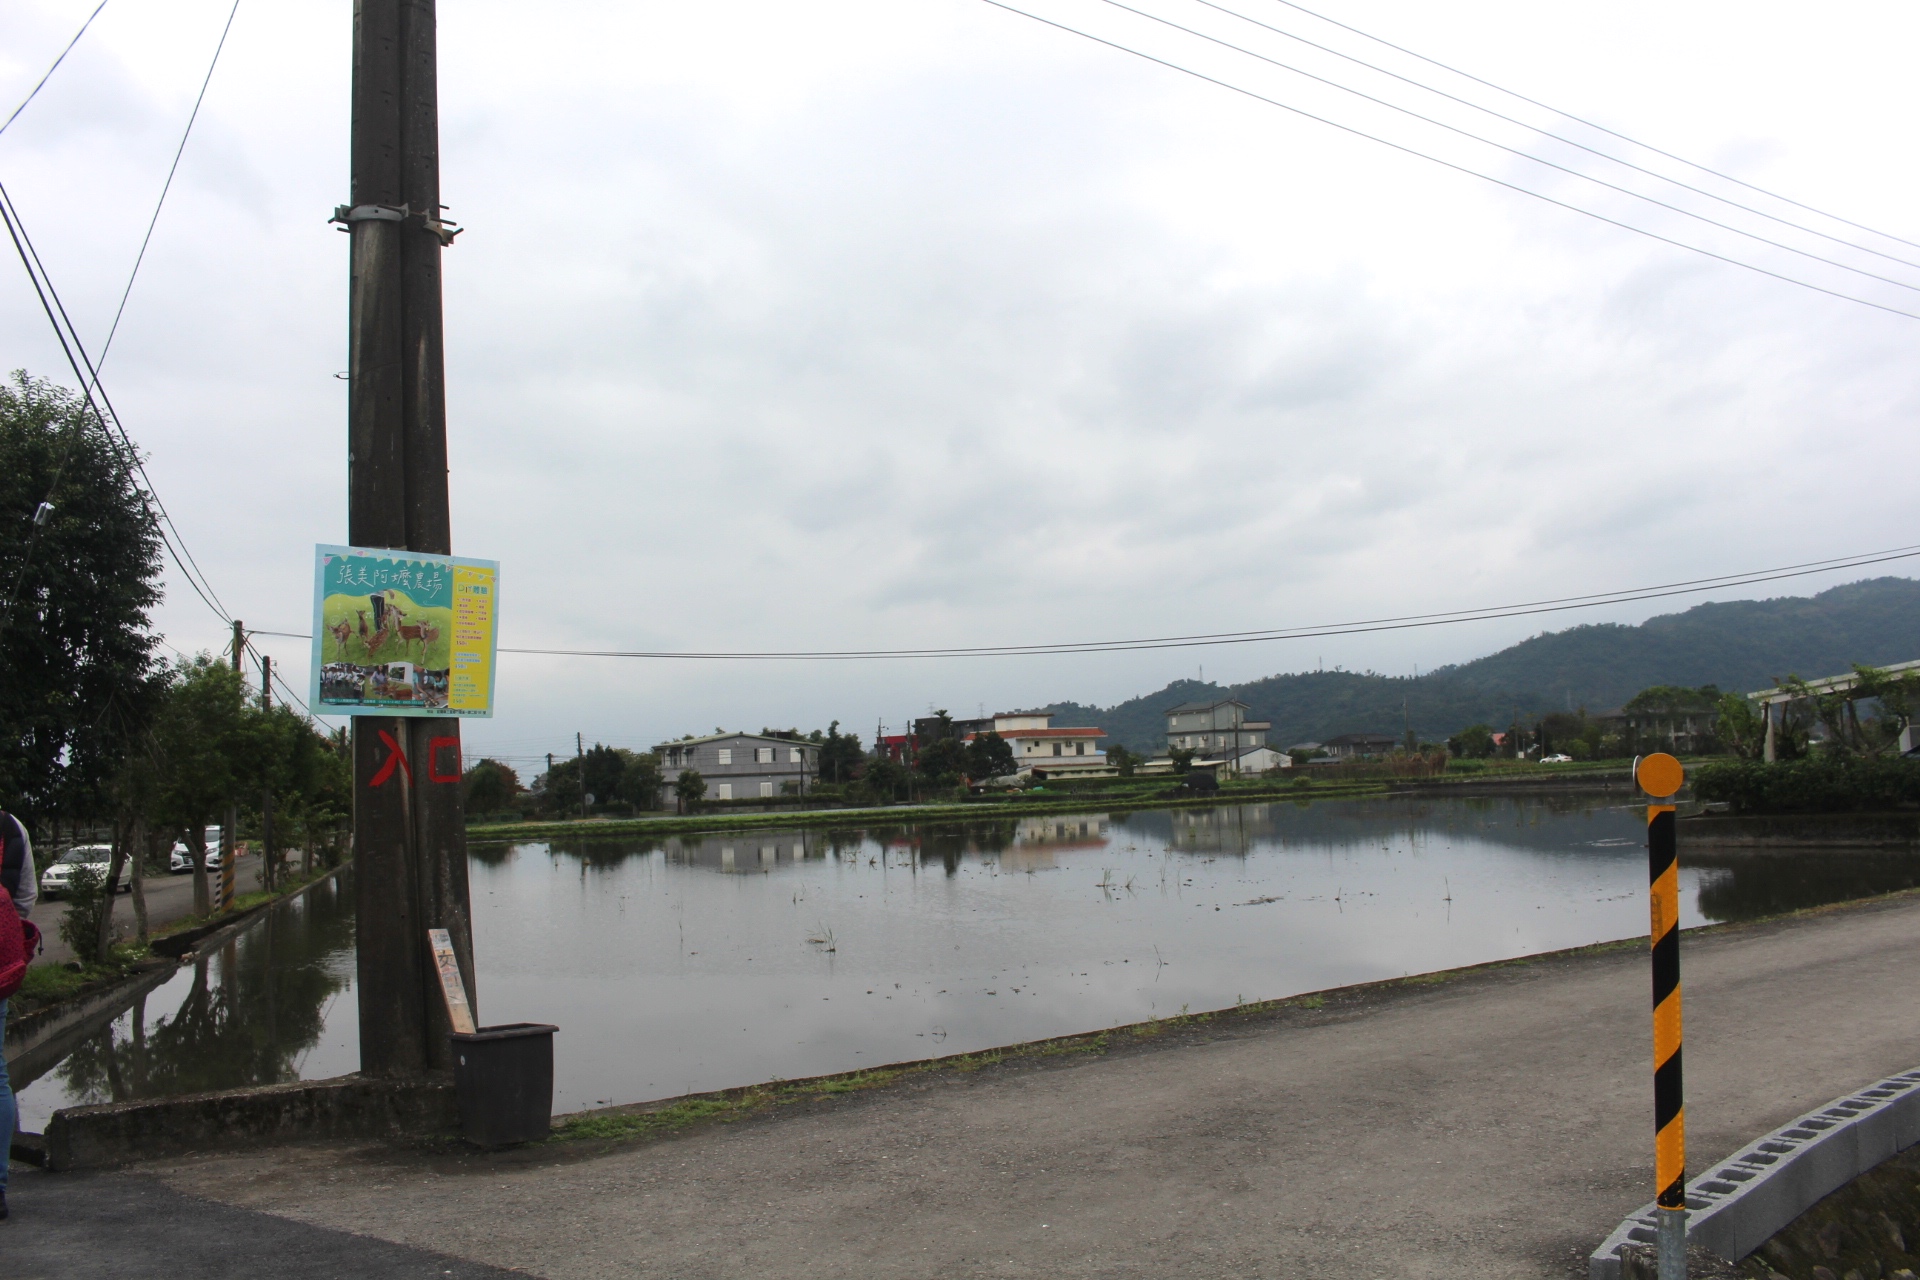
[1183,0,1920,274]
[244,543,1920,661]
[93,0,242,376]
[1092,0,1920,296]
[1263,0,1920,257]
[974,0,1920,321]
[0,182,235,626]
[0,0,110,139]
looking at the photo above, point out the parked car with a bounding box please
[1539,753,1574,764]
[169,826,227,873]
[40,844,133,897]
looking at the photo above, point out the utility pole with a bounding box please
[576,731,586,819]
[260,654,274,892]
[224,622,243,913]
[344,0,475,1077]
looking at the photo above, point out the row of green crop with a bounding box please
[1691,758,1920,814]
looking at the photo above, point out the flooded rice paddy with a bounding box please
[18,792,1920,1127]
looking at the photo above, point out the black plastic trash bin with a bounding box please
[451,1022,558,1147]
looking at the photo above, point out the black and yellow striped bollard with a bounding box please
[1638,752,1687,1279]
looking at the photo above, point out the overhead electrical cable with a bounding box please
[93,0,241,375]
[973,0,1920,321]
[0,182,235,627]
[1264,0,1920,256]
[246,542,1920,661]
[1084,0,1920,296]
[0,0,110,139]
[1184,0,1920,273]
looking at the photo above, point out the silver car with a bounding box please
[40,844,134,897]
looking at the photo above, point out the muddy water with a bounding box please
[17,795,1920,1126]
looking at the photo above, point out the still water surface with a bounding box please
[19,794,1920,1126]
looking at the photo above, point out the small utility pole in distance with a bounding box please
[223,621,243,913]
[576,731,586,819]
[260,654,274,892]
[344,0,476,1077]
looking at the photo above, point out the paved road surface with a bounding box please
[33,855,263,964]
[9,892,1920,1278]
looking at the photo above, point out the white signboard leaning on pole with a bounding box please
[309,543,500,718]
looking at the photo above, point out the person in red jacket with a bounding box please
[0,807,34,1221]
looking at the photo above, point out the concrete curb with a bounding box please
[1589,1068,1920,1278]
[44,1073,458,1170]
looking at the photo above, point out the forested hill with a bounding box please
[1048,576,1920,754]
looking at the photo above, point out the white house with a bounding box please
[971,710,1109,778]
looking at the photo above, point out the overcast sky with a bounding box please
[3,0,1917,775]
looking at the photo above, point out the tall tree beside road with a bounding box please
[0,372,164,826]
[147,656,251,917]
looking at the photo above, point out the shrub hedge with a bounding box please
[1691,757,1920,814]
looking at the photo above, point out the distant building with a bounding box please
[1321,732,1398,759]
[1164,698,1270,755]
[1195,744,1290,774]
[652,732,819,801]
[989,711,1107,777]
[879,710,1110,778]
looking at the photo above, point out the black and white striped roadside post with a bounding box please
[1638,751,1688,1280]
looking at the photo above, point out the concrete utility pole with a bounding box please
[225,621,243,913]
[260,654,274,891]
[343,0,475,1076]
[576,731,586,818]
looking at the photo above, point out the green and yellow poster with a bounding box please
[310,544,499,717]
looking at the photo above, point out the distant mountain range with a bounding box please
[1048,576,1920,754]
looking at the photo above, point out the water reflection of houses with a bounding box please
[664,830,815,874]
[1167,804,1280,856]
[1000,814,1110,872]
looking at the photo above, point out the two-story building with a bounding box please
[1164,698,1270,755]
[986,710,1108,777]
[652,732,820,801]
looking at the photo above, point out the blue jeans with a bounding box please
[0,997,12,1191]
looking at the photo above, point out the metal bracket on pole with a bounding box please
[329,203,461,244]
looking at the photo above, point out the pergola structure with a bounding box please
[1749,659,1920,762]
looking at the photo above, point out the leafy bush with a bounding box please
[1692,758,1920,814]
[57,863,112,958]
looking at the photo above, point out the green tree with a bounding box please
[1106,744,1138,777]
[148,655,252,916]
[817,721,864,783]
[1714,693,1766,760]
[965,732,1017,780]
[1448,724,1495,758]
[616,753,662,810]
[463,758,521,814]
[537,758,583,815]
[0,372,164,824]
[580,743,627,809]
[860,756,911,803]
[674,768,706,812]
[1168,746,1196,774]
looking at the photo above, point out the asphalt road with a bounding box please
[33,855,264,964]
[10,892,1920,1279]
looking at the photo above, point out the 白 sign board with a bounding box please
[310,544,499,717]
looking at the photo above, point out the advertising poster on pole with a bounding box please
[310,544,499,717]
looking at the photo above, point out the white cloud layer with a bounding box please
[3,0,1917,773]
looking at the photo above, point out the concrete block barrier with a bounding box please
[1591,1068,1920,1279]
[44,1072,458,1171]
